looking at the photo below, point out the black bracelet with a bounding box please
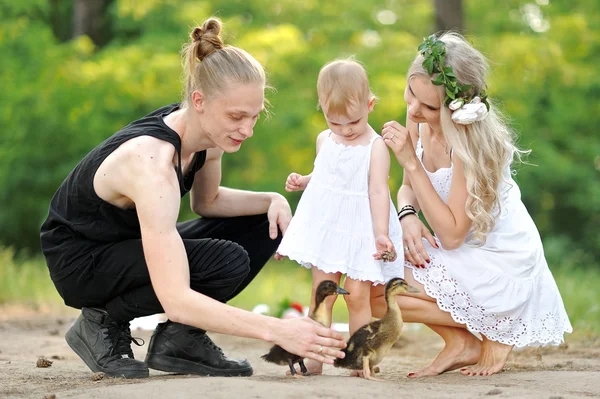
[398,210,417,222]
[397,205,416,218]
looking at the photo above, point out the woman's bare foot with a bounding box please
[408,329,481,378]
[460,337,513,376]
[285,359,323,376]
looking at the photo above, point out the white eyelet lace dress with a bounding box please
[277,132,405,285]
[410,135,573,347]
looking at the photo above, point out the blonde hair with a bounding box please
[181,18,266,107]
[317,58,374,116]
[408,32,529,245]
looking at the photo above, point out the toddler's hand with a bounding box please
[372,235,398,262]
[285,173,308,192]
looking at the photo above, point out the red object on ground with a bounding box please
[289,302,303,314]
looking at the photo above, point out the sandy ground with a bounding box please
[1,308,599,399]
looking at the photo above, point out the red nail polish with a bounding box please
[426,259,431,263]
[461,368,466,371]
[407,372,415,377]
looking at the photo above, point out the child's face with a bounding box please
[323,98,375,141]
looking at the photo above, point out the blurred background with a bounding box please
[0,0,598,332]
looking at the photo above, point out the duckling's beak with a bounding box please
[406,285,420,293]
[336,287,350,295]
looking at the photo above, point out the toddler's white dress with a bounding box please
[277,132,404,285]
[409,133,572,347]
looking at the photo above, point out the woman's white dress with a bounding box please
[277,132,405,285]
[409,135,573,347]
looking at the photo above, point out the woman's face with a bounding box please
[404,75,442,130]
[196,83,265,153]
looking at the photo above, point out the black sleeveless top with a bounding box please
[40,104,206,281]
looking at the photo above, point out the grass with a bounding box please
[1,247,598,335]
[228,260,352,323]
[552,265,600,335]
[0,248,64,311]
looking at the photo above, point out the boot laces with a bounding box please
[189,329,224,355]
[106,321,144,359]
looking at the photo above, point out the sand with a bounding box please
[1,308,598,399]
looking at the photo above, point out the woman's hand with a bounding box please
[285,173,309,192]
[271,317,346,364]
[372,234,398,262]
[382,121,419,169]
[401,214,438,268]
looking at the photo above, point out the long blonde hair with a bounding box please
[408,32,528,245]
[180,17,266,107]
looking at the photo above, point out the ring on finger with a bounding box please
[404,246,409,252]
[317,345,324,354]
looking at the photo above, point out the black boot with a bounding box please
[65,307,149,379]
[145,321,253,377]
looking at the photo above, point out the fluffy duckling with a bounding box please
[334,277,418,381]
[261,280,350,376]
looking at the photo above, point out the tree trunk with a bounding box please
[48,0,73,42]
[72,0,114,47]
[434,0,463,33]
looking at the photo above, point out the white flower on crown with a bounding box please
[448,98,465,111]
[451,96,489,125]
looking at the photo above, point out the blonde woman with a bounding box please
[40,17,345,379]
[377,33,572,377]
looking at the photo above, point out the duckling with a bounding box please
[334,277,418,381]
[261,280,350,377]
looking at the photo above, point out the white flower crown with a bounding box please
[418,35,490,126]
[449,96,489,125]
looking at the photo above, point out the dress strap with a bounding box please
[369,134,380,145]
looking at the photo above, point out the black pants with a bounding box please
[54,214,280,322]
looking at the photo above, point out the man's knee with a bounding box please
[220,241,251,283]
[188,239,250,294]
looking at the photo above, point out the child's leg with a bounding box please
[342,277,373,335]
[308,267,343,323]
[343,278,374,377]
[287,266,341,376]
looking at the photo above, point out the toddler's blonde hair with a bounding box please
[317,58,374,116]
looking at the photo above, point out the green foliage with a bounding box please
[418,34,477,106]
[0,0,598,269]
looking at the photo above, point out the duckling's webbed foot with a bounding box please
[298,360,311,376]
[362,357,383,382]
